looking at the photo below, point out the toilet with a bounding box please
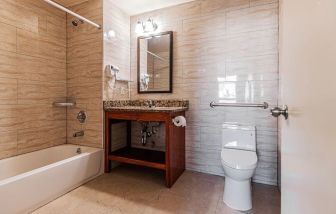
[221,124,258,211]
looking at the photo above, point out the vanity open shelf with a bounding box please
[104,100,188,187]
[109,147,165,170]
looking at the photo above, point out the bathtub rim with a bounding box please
[0,144,103,186]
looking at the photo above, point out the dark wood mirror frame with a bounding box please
[137,31,173,94]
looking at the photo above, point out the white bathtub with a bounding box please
[0,144,103,214]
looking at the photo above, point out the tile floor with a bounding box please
[33,165,280,214]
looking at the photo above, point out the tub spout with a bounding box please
[73,131,84,137]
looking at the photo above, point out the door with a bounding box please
[279,0,336,213]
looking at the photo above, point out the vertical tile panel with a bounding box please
[66,0,103,148]
[0,0,67,158]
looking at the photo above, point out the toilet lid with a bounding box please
[221,149,257,170]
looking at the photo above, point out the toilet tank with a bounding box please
[222,124,256,151]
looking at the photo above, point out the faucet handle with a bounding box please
[146,100,154,108]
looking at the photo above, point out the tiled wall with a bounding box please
[66,0,104,148]
[0,0,67,159]
[130,0,279,185]
[103,1,130,101]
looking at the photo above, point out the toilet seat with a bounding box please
[221,149,257,170]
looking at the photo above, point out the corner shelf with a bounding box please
[53,102,76,107]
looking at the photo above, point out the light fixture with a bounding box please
[144,18,157,32]
[135,21,144,34]
[135,18,158,34]
[104,29,116,41]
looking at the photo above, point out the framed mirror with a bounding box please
[137,31,173,93]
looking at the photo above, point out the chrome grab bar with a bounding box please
[210,101,269,109]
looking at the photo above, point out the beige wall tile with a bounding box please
[66,0,103,148]
[0,0,67,159]
[55,0,89,7]
[18,122,66,154]
[250,0,278,6]
[18,80,66,105]
[17,54,66,82]
[0,22,16,52]
[0,50,18,79]
[17,29,66,61]
[0,131,17,159]
[0,105,19,132]
[0,78,17,105]
[0,0,40,33]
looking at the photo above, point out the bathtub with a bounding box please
[0,144,103,214]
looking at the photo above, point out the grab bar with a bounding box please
[210,101,269,109]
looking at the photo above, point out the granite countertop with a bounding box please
[104,99,189,113]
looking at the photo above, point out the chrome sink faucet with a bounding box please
[146,100,155,108]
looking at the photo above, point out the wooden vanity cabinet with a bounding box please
[104,110,186,188]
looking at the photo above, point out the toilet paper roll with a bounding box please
[172,116,187,127]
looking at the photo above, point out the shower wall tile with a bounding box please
[0,0,67,159]
[0,0,41,33]
[0,51,17,79]
[130,0,279,185]
[66,0,103,148]
[0,22,16,52]
[17,54,66,82]
[0,105,19,133]
[250,0,278,7]
[0,78,17,105]
[18,81,66,105]
[17,29,66,61]
[54,0,89,7]
[0,131,17,159]
[17,121,66,154]
[18,104,66,129]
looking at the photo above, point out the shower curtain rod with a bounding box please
[43,0,101,29]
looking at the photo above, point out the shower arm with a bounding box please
[43,0,101,29]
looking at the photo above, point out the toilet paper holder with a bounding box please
[172,116,187,127]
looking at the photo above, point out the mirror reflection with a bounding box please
[138,31,172,93]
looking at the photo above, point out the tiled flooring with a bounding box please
[33,165,280,214]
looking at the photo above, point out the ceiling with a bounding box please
[109,0,197,15]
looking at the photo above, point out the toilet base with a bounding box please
[223,177,252,211]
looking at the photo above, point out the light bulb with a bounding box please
[135,21,143,34]
[145,18,154,32]
[107,30,116,38]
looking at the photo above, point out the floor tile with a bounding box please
[33,165,280,214]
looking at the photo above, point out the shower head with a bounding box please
[72,19,84,27]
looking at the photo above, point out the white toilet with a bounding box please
[221,124,258,211]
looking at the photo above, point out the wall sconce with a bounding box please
[135,18,158,34]
[104,29,116,41]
